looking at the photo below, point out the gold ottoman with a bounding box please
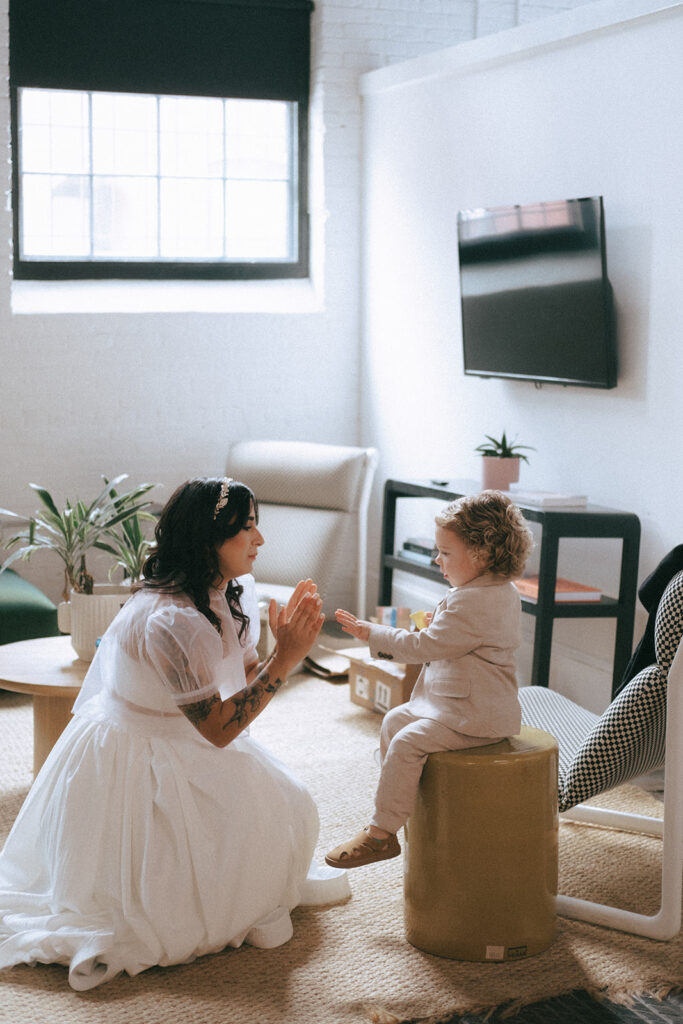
[404,725,558,961]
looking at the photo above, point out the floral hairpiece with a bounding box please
[213,477,233,520]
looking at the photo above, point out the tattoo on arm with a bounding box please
[182,693,221,726]
[224,670,284,731]
[178,672,283,735]
[260,671,284,695]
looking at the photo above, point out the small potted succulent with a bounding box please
[0,475,158,660]
[475,431,535,491]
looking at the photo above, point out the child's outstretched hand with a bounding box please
[335,609,371,642]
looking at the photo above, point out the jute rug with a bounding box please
[0,675,681,1024]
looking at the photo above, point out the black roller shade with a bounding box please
[10,0,313,102]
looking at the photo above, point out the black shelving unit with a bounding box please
[379,479,641,697]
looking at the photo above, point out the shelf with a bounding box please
[390,554,442,582]
[380,478,641,696]
[519,595,619,617]
[391,555,621,614]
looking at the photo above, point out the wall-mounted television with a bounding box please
[457,195,616,388]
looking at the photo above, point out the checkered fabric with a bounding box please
[519,570,683,812]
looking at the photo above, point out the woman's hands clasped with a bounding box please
[185,580,323,748]
[269,579,324,675]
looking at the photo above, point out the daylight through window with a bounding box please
[18,88,298,266]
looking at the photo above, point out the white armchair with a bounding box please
[227,441,378,619]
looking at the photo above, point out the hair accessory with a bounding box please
[213,477,233,520]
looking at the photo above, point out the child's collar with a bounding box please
[455,571,507,590]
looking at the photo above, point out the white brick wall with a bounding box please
[0,0,597,605]
[311,0,594,325]
[0,0,9,313]
[0,0,595,304]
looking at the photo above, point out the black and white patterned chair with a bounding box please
[518,569,683,939]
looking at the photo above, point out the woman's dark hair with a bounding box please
[140,477,258,639]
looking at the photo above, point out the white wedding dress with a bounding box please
[0,577,349,990]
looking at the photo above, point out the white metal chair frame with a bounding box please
[557,642,683,940]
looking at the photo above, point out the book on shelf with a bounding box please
[505,488,588,508]
[397,548,437,568]
[402,536,436,557]
[515,575,602,602]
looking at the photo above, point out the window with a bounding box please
[18,89,298,268]
[10,0,313,281]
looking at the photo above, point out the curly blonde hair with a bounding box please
[435,490,534,579]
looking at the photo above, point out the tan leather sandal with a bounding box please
[324,828,400,869]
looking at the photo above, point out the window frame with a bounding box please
[9,0,312,282]
[10,91,309,281]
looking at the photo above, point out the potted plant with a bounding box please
[95,479,158,585]
[0,475,157,660]
[475,431,535,491]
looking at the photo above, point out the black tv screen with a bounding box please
[457,196,616,388]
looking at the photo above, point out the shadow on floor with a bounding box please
[446,989,683,1024]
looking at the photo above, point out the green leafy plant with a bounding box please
[95,481,158,584]
[0,475,157,599]
[475,430,535,462]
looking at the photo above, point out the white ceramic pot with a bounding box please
[57,583,131,661]
[481,456,521,491]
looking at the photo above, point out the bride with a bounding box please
[0,476,349,990]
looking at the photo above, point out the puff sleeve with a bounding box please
[143,604,225,706]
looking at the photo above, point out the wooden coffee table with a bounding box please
[0,635,88,776]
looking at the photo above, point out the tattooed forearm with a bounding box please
[223,671,285,731]
[260,670,284,695]
[182,693,221,726]
[228,688,262,727]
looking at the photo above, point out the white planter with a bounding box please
[57,584,131,661]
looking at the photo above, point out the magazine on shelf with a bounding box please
[515,575,602,602]
[402,536,436,556]
[506,489,588,508]
[397,548,437,568]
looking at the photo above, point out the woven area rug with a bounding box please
[0,676,681,1024]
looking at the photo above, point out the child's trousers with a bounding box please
[371,705,500,835]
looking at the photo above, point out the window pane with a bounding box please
[21,174,90,257]
[160,178,224,258]
[21,88,88,128]
[225,99,290,180]
[16,89,300,271]
[159,96,224,178]
[225,180,289,258]
[20,89,89,174]
[93,177,158,258]
[92,93,158,175]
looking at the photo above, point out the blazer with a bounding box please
[367,573,522,737]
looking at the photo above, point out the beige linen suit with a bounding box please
[367,573,522,833]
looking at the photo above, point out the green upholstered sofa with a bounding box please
[0,569,60,646]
